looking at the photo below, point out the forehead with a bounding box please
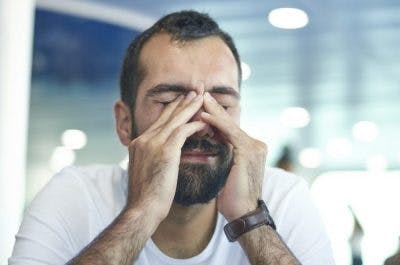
[137,33,239,94]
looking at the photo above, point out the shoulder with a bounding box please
[61,164,127,191]
[60,164,128,211]
[11,165,126,264]
[30,164,127,218]
[262,167,308,199]
[55,164,126,183]
[261,167,312,221]
[46,164,127,196]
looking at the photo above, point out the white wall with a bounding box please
[0,0,35,263]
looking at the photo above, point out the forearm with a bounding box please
[239,226,301,265]
[67,206,158,265]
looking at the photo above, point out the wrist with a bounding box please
[224,199,276,242]
[123,202,165,233]
[237,224,271,244]
[238,225,301,265]
[126,195,172,219]
[224,200,258,222]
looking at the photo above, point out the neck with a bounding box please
[152,199,218,259]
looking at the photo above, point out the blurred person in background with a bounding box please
[384,238,400,265]
[9,10,334,265]
[275,145,295,172]
[385,252,400,265]
[349,209,364,265]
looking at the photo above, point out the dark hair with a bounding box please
[119,10,242,111]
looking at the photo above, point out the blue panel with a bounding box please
[32,9,140,88]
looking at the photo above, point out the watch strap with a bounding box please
[224,200,276,242]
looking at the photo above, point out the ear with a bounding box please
[114,100,133,146]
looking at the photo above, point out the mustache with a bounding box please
[182,138,227,155]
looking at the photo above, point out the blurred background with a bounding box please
[1,0,400,264]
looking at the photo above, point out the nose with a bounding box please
[190,106,215,138]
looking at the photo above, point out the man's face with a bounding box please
[132,33,240,206]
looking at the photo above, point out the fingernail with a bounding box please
[201,112,210,118]
[186,91,196,100]
[204,92,214,101]
[209,128,214,138]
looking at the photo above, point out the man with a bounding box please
[10,10,334,265]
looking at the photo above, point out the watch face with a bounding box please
[230,219,247,234]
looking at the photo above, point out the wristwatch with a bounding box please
[223,199,276,242]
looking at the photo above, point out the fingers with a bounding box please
[166,121,207,149]
[157,92,204,141]
[201,92,243,145]
[202,92,230,119]
[144,94,185,133]
[154,91,197,128]
[138,92,197,141]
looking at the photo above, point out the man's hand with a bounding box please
[201,92,267,221]
[127,91,206,223]
[67,92,207,265]
[201,92,301,265]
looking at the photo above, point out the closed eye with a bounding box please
[159,100,229,109]
[158,101,174,106]
[211,93,237,110]
[159,101,230,109]
[155,95,181,106]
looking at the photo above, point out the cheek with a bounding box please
[133,103,164,135]
[226,106,241,125]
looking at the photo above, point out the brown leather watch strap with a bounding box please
[224,200,275,242]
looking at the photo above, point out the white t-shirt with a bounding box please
[9,165,335,265]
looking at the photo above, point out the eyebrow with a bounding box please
[146,84,240,99]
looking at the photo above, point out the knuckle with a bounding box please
[168,127,184,145]
[153,126,163,134]
[149,137,163,150]
[259,141,268,150]
[146,141,156,151]
[135,137,145,146]
[253,140,267,153]
[128,138,138,150]
[134,137,148,150]
[174,125,184,135]
[160,145,174,156]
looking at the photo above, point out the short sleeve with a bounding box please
[9,167,91,265]
[277,179,335,265]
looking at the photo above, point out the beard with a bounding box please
[174,137,232,206]
[131,126,233,207]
